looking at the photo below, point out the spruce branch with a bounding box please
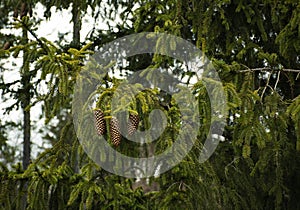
[16,18,50,54]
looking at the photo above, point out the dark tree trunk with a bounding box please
[71,1,81,48]
[22,76,31,170]
[71,0,82,173]
[20,7,31,209]
[21,27,31,171]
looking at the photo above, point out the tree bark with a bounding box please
[71,1,81,48]
[21,26,31,171]
[19,6,31,209]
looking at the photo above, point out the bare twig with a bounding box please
[274,71,281,91]
[238,68,300,73]
[261,70,273,100]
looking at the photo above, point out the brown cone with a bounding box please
[3,42,10,50]
[128,113,139,135]
[93,109,106,136]
[110,117,121,146]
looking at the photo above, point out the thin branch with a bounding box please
[17,18,50,54]
[0,80,20,88]
[274,71,281,91]
[261,70,273,100]
[238,68,300,73]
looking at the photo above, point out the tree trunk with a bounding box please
[21,26,31,171]
[71,0,81,48]
[20,5,31,209]
[71,0,82,173]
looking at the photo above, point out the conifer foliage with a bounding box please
[0,0,299,210]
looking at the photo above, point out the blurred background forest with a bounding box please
[0,0,300,209]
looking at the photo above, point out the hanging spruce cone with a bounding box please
[128,113,139,135]
[2,42,11,50]
[20,3,28,18]
[110,117,121,146]
[93,109,106,136]
[13,8,18,18]
[29,5,33,17]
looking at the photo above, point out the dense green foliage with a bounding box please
[0,0,299,209]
